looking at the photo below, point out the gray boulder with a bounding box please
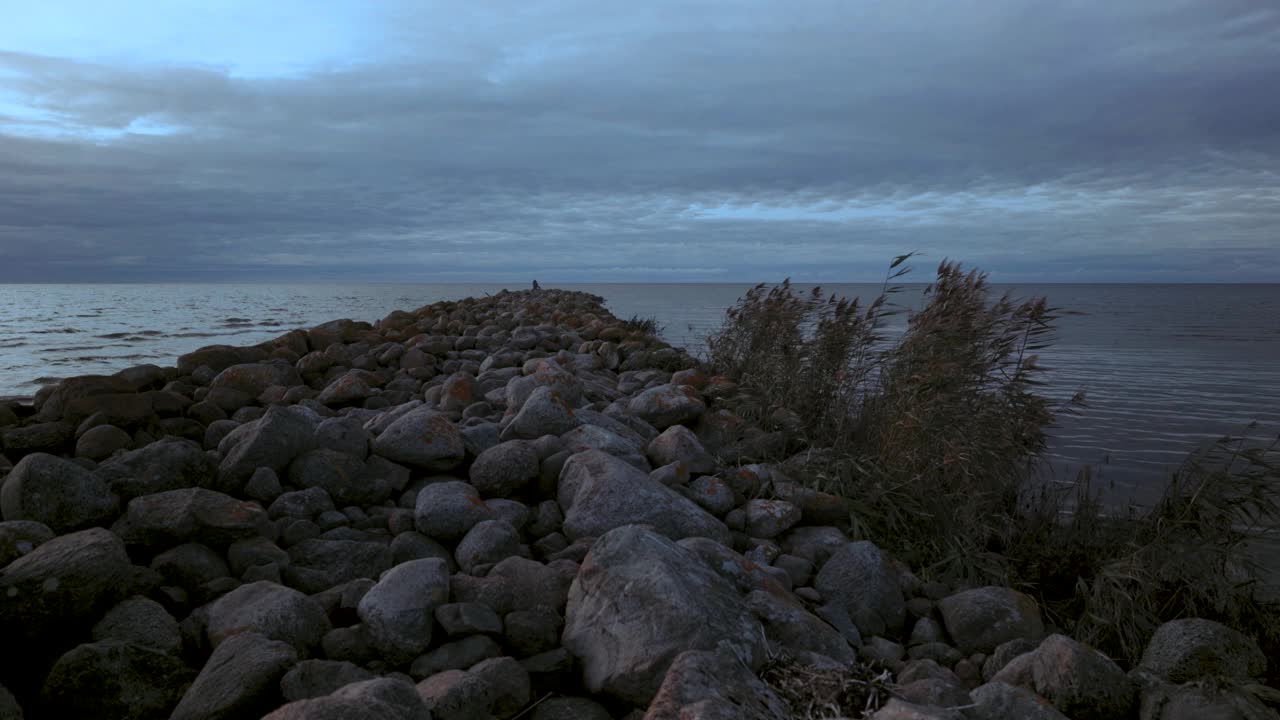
[1029,634,1135,720]
[279,659,376,702]
[0,528,134,642]
[745,589,856,665]
[263,677,430,720]
[205,580,331,651]
[117,487,268,547]
[314,415,371,459]
[455,520,523,574]
[627,384,705,430]
[0,519,54,567]
[74,424,132,460]
[501,386,580,440]
[93,437,217,501]
[969,682,1069,720]
[646,424,716,475]
[1138,618,1267,684]
[414,480,495,542]
[937,586,1044,655]
[450,556,576,616]
[285,538,392,594]
[469,440,539,498]
[218,405,316,493]
[871,699,967,719]
[411,635,503,679]
[371,406,464,471]
[317,371,372,406]
[562,525,764,706]
[288,449,392,507]
[357,558,451,664]
[41,640,193,720]
[813,541,907,637]
[211,360,301,395]
[743,499,802,538]
[1,452,118,533]
[92,595,183,655]
[558,450,730,544]
[170,632,298,720]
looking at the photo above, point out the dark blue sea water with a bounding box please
[2,282,1278,502]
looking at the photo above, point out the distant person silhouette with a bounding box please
[531,280,541,290]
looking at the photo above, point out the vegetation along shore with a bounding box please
[1,261,1277,719]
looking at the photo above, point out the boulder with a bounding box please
[0,528,135,642]
[558,450,730,544]
[0,519,54,567]
[871,699,966,719]
[1,452,118,533]
[357,558,451,664]
[968,682,1069,720]
[279,659,376,702]
[217,405,316,493]
[627,384,705,430]
[1029,634,1135,720]
[468,440,539,498]
[211,361,302,397]
[170,632,299,720]
[455,520,523,574]
[314,416,371,459]
[93,437,217,501]
[264,677,430,720]
[813,541,906,637]
[435,602,503,637]
[371,407,465,471]
[0,685,20,719]
[646,424,716,475]
[92,596,182,657]
[413,480,495,542]
[74,424,132,460]
[287,449,392,507]
[501,386,580,440]
[205,580,331,651]
[117,488,268,547]
[41,640,194,720]
[743,499,802,538]
[937,586,1044,655]
[1138,618,1267,684]
[285,538,392,594]
[562,525,764,706]
[745,589,856,664]
[532,697,612,720]
[411,635,504,679]
[451,556,575,616]
[317,371,373,406]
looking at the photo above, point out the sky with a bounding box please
[0,1,1277,282]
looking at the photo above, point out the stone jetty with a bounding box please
[0,288,1271,719]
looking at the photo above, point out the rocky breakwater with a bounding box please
[0,288,1273,720]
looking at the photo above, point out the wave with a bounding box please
[29,327,81,334]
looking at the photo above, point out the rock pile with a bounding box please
[0,289,1272,719]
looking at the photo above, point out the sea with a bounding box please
[1,282,1278,506]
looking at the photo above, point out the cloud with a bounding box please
[0,0,1277,281]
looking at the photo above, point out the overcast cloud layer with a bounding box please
[1,1,1277,282]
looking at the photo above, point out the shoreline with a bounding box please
[0,287,1274,718]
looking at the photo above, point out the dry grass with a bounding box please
[1011,429,1280,671]
[760,652,896,719]
[706,255,1280,677]
[621,314,664,337]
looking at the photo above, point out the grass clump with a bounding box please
[705,255,1280,676]
[761,652,895,719]
[1014,430,1280,670]
[621,314,664,337]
